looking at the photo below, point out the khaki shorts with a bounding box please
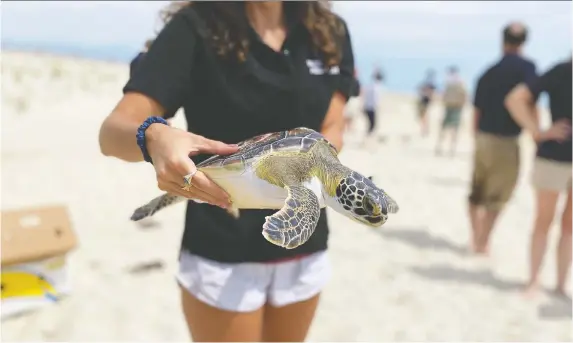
[532,157,572,191]
[469,133,520,211]
[442,107,463,128]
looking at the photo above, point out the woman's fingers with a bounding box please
[158,180,195,199]
[547,122,572,142]
[167,156,198,181]
[167,157,231,204]
[192,134,239,156]
[158,159,230,207]
[159,180,228,209]
[188,171,231,204]
[184,182,230,209]
[158,153,232,206]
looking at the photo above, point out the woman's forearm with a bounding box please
[99,114,145,162]
[505,84,540,137]
[99,93,166,162]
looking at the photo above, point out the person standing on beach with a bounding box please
[468,22,537,255]
[435,66,467,156]
[98,1,354,341]
[506,59,572,297]
[361,68,384,145]
[417,69,436,137]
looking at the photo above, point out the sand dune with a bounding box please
[1,51,570,341]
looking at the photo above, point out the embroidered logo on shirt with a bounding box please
[306,59,340,75]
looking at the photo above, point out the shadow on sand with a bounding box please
[411,264,572,321]
[538,294,573,321]
[409,264,523,292]
[378,226,468,256]
[134,217,162,230]
[406,146,473,160]
[427,175,470,188]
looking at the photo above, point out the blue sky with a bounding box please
[2,1,571,91]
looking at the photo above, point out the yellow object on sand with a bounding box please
[1,271,58,301]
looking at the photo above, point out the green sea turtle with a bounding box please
[131,127,399,249]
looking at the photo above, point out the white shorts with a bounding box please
[176,250,330,312]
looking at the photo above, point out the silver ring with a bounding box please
[182,170,197,191]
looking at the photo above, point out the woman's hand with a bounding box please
[145,123,239,208]
[534,119,571,143]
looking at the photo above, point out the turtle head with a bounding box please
[325,171,398,227]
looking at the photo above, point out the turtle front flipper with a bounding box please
[130,193,185,221]
[227,205,240,219]
[262,185,320,249]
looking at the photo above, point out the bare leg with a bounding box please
[468,203,483,252]
[449,127,459,157]
[180,287,264,342]
[523,189,560,297]
[474,208,500,255]
[556,189,572,295]
[361,110,378,149]
[420,111,429,137]
[262,294,320,342]
[435,126,445,155]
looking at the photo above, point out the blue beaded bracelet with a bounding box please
[136,116,169,164]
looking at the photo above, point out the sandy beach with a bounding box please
[1,51,571,341]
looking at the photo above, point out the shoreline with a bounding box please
[1,49,550,116]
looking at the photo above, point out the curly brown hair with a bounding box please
[160,1,345,67]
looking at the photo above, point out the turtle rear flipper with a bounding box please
[130,193,184,221]
[262,185,320,249]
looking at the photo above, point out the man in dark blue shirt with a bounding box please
[468,22,537,255]
[506,59,572,297]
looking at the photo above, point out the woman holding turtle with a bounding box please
[99,1,355,342]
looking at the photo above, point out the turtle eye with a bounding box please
[363,197,374,213]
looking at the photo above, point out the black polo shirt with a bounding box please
[124,6,355,263]
[129,51,179,120]
[527,60,572,162]
[474,53,537,136]
[350,77,360,98]
[129,52,146,79]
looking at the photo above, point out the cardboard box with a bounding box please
[1,206,77,319]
